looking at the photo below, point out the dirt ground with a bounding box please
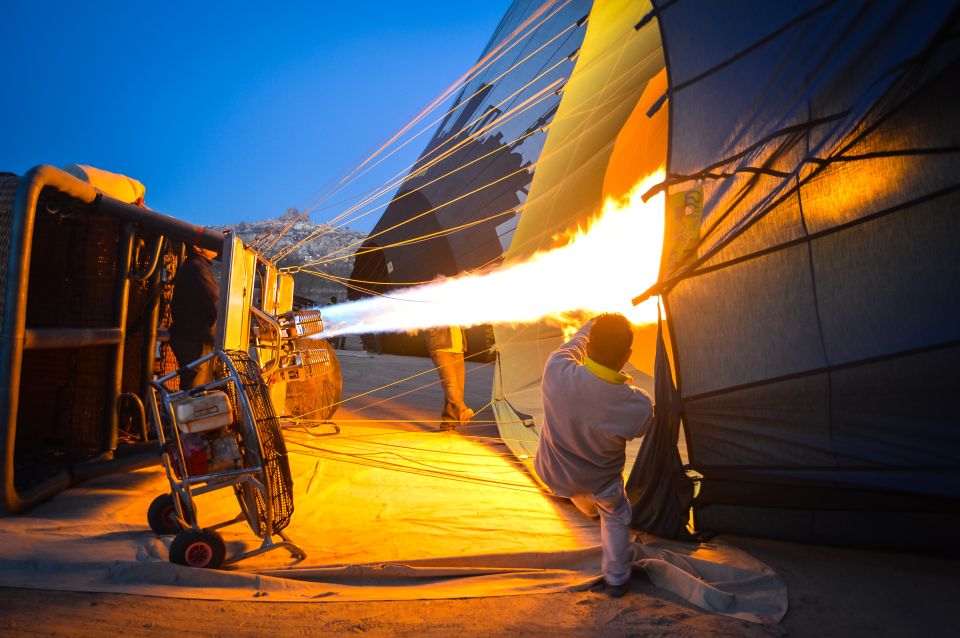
[1,537,954,638]
[1,351,955,637]
[0,583,766,637]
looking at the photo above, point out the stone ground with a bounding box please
[1,347,955,637]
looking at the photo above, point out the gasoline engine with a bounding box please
[164,310,329,491]
[168,390,241,478]
[148,349,304,569]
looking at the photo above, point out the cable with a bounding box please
[316,361,494,426]
[297,204,519,269]
[286,431,523,465]
[307,418,497,424]
[285,15,655,268]
[311,0,564,200]
[341,362,495,415]
[294,0,574,217]
[277,3,651,277]
[295,356,491,421]
[299,16,582,226]
[325,52,569,220]
[295,266,428,301]
[325,425,543,446]
[290,346,495,421]
[276,55,567,263]
[277,80,562,264]
[265,0,574,251]
[286,438,543,494]
[271,128,542,263]
[376,78,563,204]
[300,165,534,268]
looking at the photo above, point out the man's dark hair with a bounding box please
[588,313,633,369]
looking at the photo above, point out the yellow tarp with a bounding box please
[0,422,783,622]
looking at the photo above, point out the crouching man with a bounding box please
[535,314,653,597]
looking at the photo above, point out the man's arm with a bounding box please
[628,392,654,440]
[548,319,594,366]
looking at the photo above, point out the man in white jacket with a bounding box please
[535,314,653,597]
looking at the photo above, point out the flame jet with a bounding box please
[315,170,664,341]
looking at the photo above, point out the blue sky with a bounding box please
[0,1,511,230]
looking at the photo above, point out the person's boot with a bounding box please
[604,580,630,598]
[589,579,630,598]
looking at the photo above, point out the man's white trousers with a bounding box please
[570,479,633,586]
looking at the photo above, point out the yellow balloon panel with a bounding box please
[602,67,668,203]
[602,67,669,377]
[493,0,667,474]
[506,0,664,259]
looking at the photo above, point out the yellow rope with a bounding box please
[266,0,572,251]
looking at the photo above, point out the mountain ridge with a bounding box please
[215,209,366,305]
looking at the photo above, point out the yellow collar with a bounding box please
[584,356,629,385]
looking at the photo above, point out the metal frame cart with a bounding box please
[146,349,305,568]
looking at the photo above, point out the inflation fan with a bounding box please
[146,350,305,568]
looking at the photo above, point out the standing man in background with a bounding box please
[169,245,220,389]
[425,325,474,430]
[535,314,653,597]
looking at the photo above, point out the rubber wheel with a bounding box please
[147,493,184,535]
[169,529,226,569]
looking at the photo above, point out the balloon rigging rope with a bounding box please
[271,34,579,262]
[288,20,654,269]
[286,431,524,468]
[281,23,579,240]
[285,312,532,426]
[295,202,523,271]
[332,362,496,415]
[270,126,542,263]
[294,81,557,266]
[289,314,537,420]
[288,347,496,420]
[290,420,539,447]
[260,0,565,254]
[296,0,571,216]
[294,11,653,264]
[263,0,576,254]
[286,436,543,493]
[351,70,563,211]
[267,2,657,273]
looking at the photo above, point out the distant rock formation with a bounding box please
[215,209,366,307]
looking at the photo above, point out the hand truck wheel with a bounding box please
[169,529,226,569]
[147,493,190,535]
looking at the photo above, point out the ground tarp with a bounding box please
[0,421,785,623]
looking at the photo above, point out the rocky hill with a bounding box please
[216,209,367,305]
